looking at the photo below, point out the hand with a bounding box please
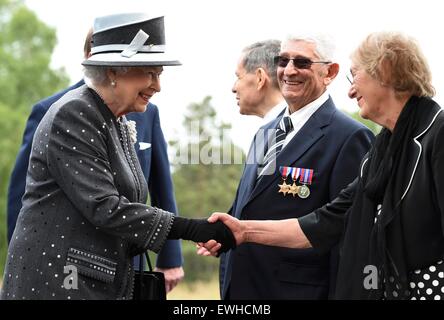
[196,213,245,257]
[154,266,184,293]
[196,240,221,257]
[207,212,245,245]
[168,217,235,252]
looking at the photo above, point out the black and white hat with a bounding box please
[82,13,181,67]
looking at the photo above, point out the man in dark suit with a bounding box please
[216,34,375,299]
[7,29,184,293]
[232,40,285,122]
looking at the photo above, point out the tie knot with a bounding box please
[279,116,293,133]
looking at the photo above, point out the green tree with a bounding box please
[348,111,381,135]
[0,0,69,280]
[170,96,245,219]
[0,0,69,109]
[169,96,245,283]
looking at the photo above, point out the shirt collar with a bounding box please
[263,101,287,124]
[284,90,330,126]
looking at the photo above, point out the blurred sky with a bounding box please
[25,0,444,153]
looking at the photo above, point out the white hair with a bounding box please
[83,66,131,87]
[282,33,336,62]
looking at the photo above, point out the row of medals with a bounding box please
[278,180,310,199]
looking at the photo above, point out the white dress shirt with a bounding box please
[282,90,330,148]
[262,101,287,125]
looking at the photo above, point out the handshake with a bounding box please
[196,213,244,257]
[168,213,244,256]
[170,212,305,256]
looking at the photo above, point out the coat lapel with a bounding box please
[245,98,336,208]
[232,116,282,218]
[397,101,442,203]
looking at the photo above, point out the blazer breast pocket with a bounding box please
[138,143,152,162]
[138,142,152,151]
[66,248,117,283]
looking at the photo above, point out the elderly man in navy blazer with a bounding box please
[7,30,184,293]
[215,34,375,299]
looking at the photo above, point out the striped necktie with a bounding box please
[257,116,293,178]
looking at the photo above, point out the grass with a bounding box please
[167,277,220,300]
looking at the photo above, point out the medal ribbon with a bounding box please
[279,166,291,180]
[291,167,301,181]
[299,168,313,185]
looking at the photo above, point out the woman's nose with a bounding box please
[348,86,357,99]
[151,75,161,92]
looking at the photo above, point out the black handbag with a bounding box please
[133,252,166,300]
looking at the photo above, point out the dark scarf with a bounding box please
[335,96,426,299]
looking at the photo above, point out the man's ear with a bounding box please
[324,63,339,86]
[255,67,268,90]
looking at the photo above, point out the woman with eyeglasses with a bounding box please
[200,31,444,300]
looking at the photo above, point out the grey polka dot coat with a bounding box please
[1,85,174,300]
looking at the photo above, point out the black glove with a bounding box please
[168,217,236,253]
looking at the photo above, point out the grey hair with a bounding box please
[241,40,281,89]
[283,33,336,62]
[83,66,131,87]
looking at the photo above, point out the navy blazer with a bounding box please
[219,97,374,299]
[7,80,182,268]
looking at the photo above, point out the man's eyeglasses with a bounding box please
[274,56,331,69]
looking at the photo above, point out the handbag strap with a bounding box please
[138,252,154,272]
[145,251,153,272]
[138,253,143,272]
[138,252,153,290]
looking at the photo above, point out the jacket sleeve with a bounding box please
[147,105,183,268]
[46,99,174,254]
[7,103,47,243]
[431,119,444,235]
[298,178,358,254]
[329,127,373,199]
[325,126,372,298]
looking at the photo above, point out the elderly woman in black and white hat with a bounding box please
[1,13,235,300]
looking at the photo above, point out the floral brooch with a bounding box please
[126,120,137,145]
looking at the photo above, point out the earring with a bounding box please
[111,80,116,87]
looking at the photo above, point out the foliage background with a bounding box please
[0,0,379,296]
[0,0,69,280]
